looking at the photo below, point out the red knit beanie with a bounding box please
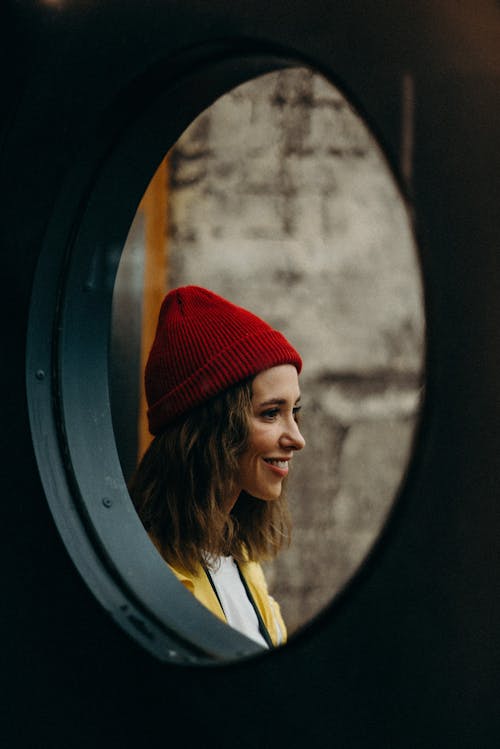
[145,286,302,434]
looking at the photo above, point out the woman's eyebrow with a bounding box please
[258,395,302,407]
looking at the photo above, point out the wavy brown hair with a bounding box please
[128,378,291,574]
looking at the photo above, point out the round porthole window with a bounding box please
[26,50,425,663]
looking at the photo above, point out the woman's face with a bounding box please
[235,364,305,503]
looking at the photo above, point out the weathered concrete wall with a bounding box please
[167,67,425,634]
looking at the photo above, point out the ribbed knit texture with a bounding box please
[145,286,302,434]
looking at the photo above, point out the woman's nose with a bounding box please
[280,420,306,451]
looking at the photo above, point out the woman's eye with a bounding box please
[262,408,280,419]
[293,406,302,422]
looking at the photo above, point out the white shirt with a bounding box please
[208,556,269,648]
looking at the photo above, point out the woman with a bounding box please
[130,285,305,648]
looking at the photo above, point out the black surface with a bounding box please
[2,1,500,746]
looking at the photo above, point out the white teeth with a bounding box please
[265,459,288,468]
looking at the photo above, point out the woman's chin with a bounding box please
[236,484,285,502]
[250,489,283,502]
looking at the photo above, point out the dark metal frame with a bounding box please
[25,41,424,664]
[4,0,498,742]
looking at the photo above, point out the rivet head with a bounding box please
[102,497,113,508]
[35,369,46,381]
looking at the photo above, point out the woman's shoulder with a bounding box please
[149,533,203,592]
[167,559,196,591]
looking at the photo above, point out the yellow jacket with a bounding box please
[168,558,287,647]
